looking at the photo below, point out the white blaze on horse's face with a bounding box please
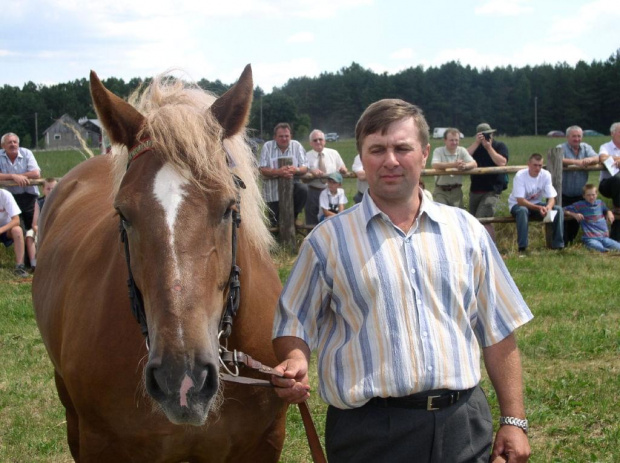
[153,163,191,281]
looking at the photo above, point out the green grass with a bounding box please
[2,143,618,461]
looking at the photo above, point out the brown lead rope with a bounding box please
[220,350,327,463]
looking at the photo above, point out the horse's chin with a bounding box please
[156,390,223,427]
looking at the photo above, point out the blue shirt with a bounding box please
[0,147,40,196]
[273,192,533,409]
[558,142,598,196]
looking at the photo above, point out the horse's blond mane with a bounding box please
[109,73,273,254]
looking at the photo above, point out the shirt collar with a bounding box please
[361,187,447,230]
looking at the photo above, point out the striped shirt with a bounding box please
[259,140,308,202]
[558,142,598,196]
[0,148,40,196]
[273,192,533,409]
[564,199,610,238]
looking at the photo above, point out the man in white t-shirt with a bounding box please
[351,154,368,204]
[0,189,29,277]
[508,153,564,253]
[598,122,620,241]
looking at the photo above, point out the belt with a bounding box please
[309,185,325,190]
[366,388,473,411]
[437,184,462,191]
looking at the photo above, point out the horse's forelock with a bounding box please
[107,73,273,254]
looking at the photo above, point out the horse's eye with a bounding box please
[117,210,131,229]
[223,208,233,221]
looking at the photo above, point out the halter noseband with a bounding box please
[120,139,245,348]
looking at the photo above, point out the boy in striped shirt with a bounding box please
[564,184,620,252]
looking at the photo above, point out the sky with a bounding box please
[1,0,619,93]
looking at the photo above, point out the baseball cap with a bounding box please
[327,172,343,183]
[476,123,496,134]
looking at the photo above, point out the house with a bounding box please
[43,114,102,149]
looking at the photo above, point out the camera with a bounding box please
[483,132,492,141]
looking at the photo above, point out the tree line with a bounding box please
[1,49,618,148]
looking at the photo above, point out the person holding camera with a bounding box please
[467,123,509,241]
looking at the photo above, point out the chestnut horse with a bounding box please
[32,65,288,462]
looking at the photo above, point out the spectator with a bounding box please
[351,154,368,203]
[467,123,508,241]
[598,122,620,241]
[258,123,308,227]
[0,133,41,234]
[564,184,620,252]
[0,188,29,277]
[305,130,347,225]
[558,126,600,245]
[317,172,347,222]
[272,99,532,463]
[431,128,477,208]
[509,153,564,253]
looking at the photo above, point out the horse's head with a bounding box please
[90,65,269,425]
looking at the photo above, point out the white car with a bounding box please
[325,132,339,142]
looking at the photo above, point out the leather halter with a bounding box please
[119,139,245,348]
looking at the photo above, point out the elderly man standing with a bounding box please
[272,99,532,463]
[0,133,41,234]
[558,126,600,245]
[599,122,620,241]
[305,129,348,225]
[259,123,308,227]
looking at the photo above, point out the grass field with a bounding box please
[1,138,618,462]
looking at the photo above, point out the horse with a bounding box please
[32,65,288,462]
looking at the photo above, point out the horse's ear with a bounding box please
[90,70,145,146]
[210,64,253,139]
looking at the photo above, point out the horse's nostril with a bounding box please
[145,364,167,402]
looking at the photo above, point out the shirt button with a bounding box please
[422,331,428,337]
[410,268,416,274]
[416,299,422,305]
[427,366,433,371]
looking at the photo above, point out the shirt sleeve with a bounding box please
[339,189,348,205]
[258,143,271,168]
[294,142,308,167]
[585,144,598,158]
[512,172,526,199]
[352,155,363,173]
[431,147,442,165]
[459,147,475,163]
[23,149,41,172]
[318,190,329,211]
[272,239,326,349]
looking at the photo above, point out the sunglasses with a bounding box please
[312,138,324,142]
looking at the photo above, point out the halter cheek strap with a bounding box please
[127,139,153,167]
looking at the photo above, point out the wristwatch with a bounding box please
[500,416,529,434]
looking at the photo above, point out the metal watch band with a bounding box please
[500,416,529,434]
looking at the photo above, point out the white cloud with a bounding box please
[475,0,533,16]
[287,32,315,44]
[390,48,414,60]
[252,58,320,91]
[546,0,620,42]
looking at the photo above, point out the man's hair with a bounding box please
[44,177,57,185]
[309,129,324,141]
[610,122,620,135]
[355,99,429,153]
[443,128,461,140]
[273,123,292,135]
[529,153,543,162]
[583,183,597,194]
[566,125,582,136]
[1,132,19,145]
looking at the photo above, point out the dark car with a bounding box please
[547,130,565,137]
[583,130,604,137]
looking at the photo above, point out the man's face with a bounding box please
[527,158,543,177]
[2,135,19,157]
[444,133,460,151]
[612,128,620,148]
[583,188,597,204]
[310,132,325,153]
[274,128,291,150]
[361,117,429,205]
[567,129,583,149]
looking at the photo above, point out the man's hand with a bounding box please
[490,425,531,463]
[11,174,30,187]
[278,165,297,179]
[573,213,584,222]
[607,211,615,224]
[537,205,548,216]
[271,357,311,404]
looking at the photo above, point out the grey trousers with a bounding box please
[325,386,493,463]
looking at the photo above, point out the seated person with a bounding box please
[508,153,564,252]
[564,184,620,253]
[0,188,29,277]
[431,128,476,207]
[318,172,348,222]
[26,178,58,270]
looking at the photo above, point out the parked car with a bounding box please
[547,130,565,137]
[325,132,339,142]
[432,128,464,138]
[583,129,604,136]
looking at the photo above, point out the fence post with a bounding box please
[277,157,296,250]
[545,147,563,248]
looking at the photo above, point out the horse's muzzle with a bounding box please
[145,355,219,426]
